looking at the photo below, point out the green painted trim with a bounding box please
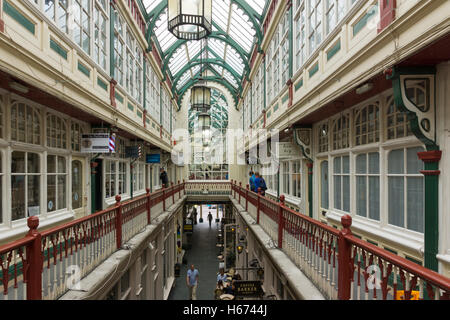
[146,118,150,124]
[353,3,379,36]
[143,58,147,111]
[282,93,289,104]
[3,0,35,34]
[128,102,134,111]
[288,4,293,79]
[273,103,279,112]
[267,110,271,118]
[294,78,303,91]
[115,92,123,104]
[405,256,422,266]
[309,62,319,78]
[367,239,378,246]
[137,110,142,118]
[97,78,108,91]
[327,40,341,61]
[383,247,398,255]
[423,161,439,272]
[50,38,68,60]
[77,61,91,78]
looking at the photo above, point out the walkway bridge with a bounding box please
[0,181,449,300]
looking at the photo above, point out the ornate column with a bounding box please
[293,126,313,217]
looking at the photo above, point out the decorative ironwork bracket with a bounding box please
[388,67,438,150]
[293,126,313,162]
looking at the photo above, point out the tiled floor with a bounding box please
[169,212,222,300]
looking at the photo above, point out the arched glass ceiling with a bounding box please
[143,0,269,100]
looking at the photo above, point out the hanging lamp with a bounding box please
[168,0,212,40]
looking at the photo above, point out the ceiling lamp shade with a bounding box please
[168,0,212,40]
[191,85,211,113]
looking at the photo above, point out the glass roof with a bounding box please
[143,0,268,101]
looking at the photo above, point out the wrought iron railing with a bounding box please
[230,180,450,300]
[0,182,185,300]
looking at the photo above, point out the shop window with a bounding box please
[71,122,83,152]
[47,113,67,149]
[11,151,40,221]
[332,113,349,150]
[72,160,83,209]
[292,160,302,198]
[11,101,41,145]
[333,155,349,212]
[47,155,67,212]
[318,122,328,153]
[354,103,380,146]
[355,152,380,220]
[386,96,412,140]
[388,147,424,232]
[118,161,127,195]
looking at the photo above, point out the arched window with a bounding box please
[47,155,67,212]
[386,96,412,140]
[11,101,41,145]
[46,113,67,149]
[71,122,83,152]
[318,122,329,153]
[354,102,379,146]
[331,113,349,150]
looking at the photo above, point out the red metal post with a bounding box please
[246,184,249,212]
[338,215,353,300]
[162,185,166,211]
[171,182,175,203]
[239,182,242,203]
[257,188,261,224]
[146,188,151,225]
[115,195,122,249]
[278,195,285,249]
[26,216,43,300]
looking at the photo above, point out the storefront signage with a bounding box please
[125,146,140,158]
[233,280,263,297]
[274,142,301,159]
[146,153,161,163]
[81,133,110,153]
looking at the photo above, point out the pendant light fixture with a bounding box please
[168,0,212,40]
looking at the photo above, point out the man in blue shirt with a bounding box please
[249,171,256,192]
[254,172,267,196]
[186,264,199,300]
[217,268,228,284]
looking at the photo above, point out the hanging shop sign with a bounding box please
[81,133,111,153]
[125,146,142,158]
[233,280,264,297]
[146,153,161,163]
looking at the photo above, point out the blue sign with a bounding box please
[146,153,161,163]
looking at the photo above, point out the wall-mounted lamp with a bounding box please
[236,243,244,254]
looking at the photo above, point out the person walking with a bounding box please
[207,212,213,228]
[217,268,228,284]
[249,171,256,192]
[160,168,169,188]
[254,172,267,196]
[186,264,199,300]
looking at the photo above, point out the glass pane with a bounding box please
[388,149,404,174]
[356,154,366,174]
[12,151,25,173]
[28,153,40,173]
[72,161,82,209]
[388,177,404,227]
[369,176,380,221]
[343,175,350,212]
[334,175,341,210]
[356,176,366,217]
[58,156,66,173]
[342,156,349,174]
[11,175,25,220]
[407,147,424,174]
[47,175,56,212]
[407,177,424,232]
[320,161,328,209]
[28,176,40,214]
[368,152,380,174]
[333,157,341,174]
[47,155,56,173]
[58,175,66,209]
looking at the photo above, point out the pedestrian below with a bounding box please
[160,168,169,188]
[217,268,228,284]
[186,264,199,300]
[254,172,267,196]
[207,212,213,228]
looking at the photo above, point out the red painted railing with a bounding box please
[231,181,450,300]
[0,182,185,300]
